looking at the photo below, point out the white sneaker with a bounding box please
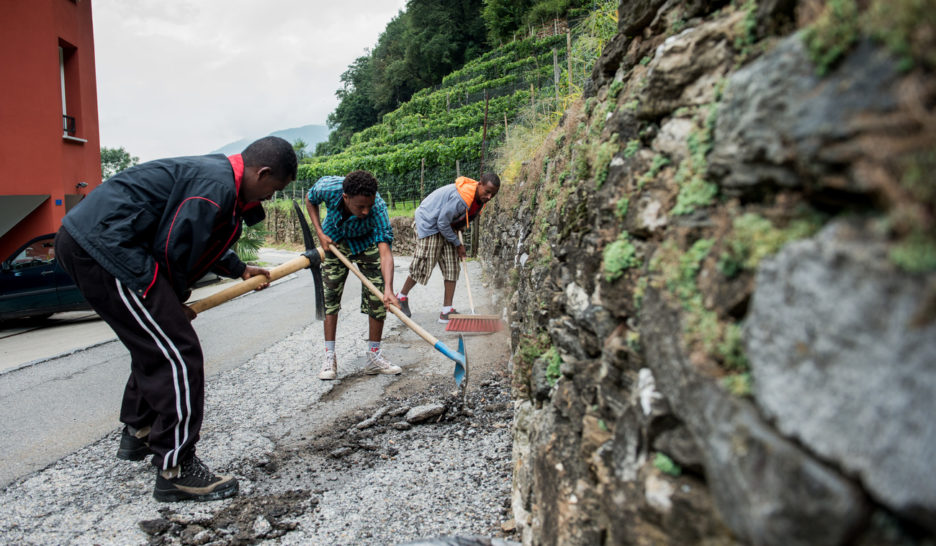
[364,350,402,375]
[318,351,337,380]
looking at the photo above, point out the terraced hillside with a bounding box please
[292,2,616,206]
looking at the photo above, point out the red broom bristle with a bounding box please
[446,317,503,333]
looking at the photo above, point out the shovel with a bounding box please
[326,244,468,388]
[291,200,468,388]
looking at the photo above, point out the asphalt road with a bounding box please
[0,249,335,488]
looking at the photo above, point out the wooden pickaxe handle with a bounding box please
[189,249,324,315]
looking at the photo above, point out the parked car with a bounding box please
[0,233,91,321]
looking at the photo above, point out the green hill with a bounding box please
[287,2,616,208]
[295,32,567,207]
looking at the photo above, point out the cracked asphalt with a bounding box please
[0,256,518,545]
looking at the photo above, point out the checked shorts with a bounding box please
[409,225,460,285]
[323,241,387,320]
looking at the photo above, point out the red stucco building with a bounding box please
[0,0,102,260]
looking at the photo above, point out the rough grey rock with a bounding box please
[652,424,704,473]
[641,288,868,546]
[356,405,390,429]
[389,406,411,417]
[639,11,742,119]
[510,401,536,546]
[252,515,272,537]
[651,116,693,162]
[400,536,520,546]
[618,0,668,37]
[708,35,902,197]
[406,404,446,424]
[530,356,553,403]
[746,220,936,529]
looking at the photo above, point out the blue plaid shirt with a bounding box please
[307,176,394,255]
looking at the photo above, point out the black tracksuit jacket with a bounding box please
[62,154,264,300]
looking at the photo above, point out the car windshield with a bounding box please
[10,238,55,268]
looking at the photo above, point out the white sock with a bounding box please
[397,292,407,300]
[325,341,335,353]
[442,306,453,314]
[368,341,381,352]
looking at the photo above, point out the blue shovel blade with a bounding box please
[433,335,467,388]
[454,335,466,388]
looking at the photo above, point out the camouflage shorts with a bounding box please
[323,241,386,320]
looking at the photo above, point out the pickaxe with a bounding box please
[189,242,325,320]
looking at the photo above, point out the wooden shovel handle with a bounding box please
[327,245,440,347]
[189,250,323,314]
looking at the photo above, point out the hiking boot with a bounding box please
[438,308,458,324]
[319,351,337,380]
[117,425,152,461]
[364,350,402,375]
[398,296,412,318]
[153,455,238,502]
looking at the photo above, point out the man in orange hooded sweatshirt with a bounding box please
[396,172,500,322]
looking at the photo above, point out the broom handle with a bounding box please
[457,231,476,314]
[327,245,441,348]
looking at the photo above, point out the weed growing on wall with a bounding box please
[653,453,683,477]
[717,212,823,277]
[593,135,620,188]
[722,372,752,396]
[803,0,860,75]
[543,347,562,386]
[672,107,719,215]
[603,234,639,282]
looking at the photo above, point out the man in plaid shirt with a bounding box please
[306,171,402,380]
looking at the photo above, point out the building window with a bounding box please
[58,40,82,140]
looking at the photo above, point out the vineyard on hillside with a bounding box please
[283,0,617,208]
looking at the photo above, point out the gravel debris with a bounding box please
[0,299,515,545]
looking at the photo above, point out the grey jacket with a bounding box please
[414,183,468,247]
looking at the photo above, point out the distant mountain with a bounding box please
[210,124,330,156]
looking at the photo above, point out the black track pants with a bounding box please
[55,227,203,470]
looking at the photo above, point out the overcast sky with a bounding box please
[92,0,407,162]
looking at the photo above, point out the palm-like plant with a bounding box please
[234,220,268,263]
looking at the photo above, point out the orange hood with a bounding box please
[455,176,482,209]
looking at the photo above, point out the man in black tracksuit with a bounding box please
[55,136,296,502]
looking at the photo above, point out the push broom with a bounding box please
[445,230,503,334]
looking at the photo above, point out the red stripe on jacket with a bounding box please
[164,196,223,282]
[159,155,247,292]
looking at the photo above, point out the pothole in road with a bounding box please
[138,372,516,545]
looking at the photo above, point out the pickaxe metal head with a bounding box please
[293,200,326,321]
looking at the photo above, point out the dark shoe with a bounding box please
[438,308,458,324]
[116,425,152,461]
[153,456,238,502]
[398,296,412,318]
